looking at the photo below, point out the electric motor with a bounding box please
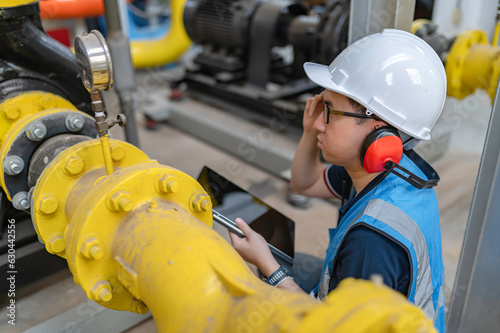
[183,0,260,49]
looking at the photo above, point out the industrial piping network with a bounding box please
[35,0,500,100]
[0,1,439,331]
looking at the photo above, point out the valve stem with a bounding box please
[90,91,127,175]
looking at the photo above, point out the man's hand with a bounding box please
[230,218,307,294]
[303,92,324,132]
[229,218,280,277]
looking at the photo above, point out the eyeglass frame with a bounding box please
[323,101,379,124]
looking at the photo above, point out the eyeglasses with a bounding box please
[323,101,377,124]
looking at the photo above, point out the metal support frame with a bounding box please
[348,0,415,44]
[102,0,140,148]
[446,75,500,331]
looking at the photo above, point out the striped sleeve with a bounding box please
[323,165,350,198]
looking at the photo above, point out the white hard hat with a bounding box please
[304,29,446,141]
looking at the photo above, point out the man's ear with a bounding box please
[372,120,389,131]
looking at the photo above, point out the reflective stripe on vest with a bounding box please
[317,198,445,323]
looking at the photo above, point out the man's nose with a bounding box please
[313,112,326,132]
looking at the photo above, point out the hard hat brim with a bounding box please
[303,62,356,103]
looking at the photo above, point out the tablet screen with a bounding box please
[197,166,295,260]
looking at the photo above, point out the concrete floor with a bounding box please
[0,82,492,332]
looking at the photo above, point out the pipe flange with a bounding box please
[3,156,24,176]
[445,30,489,99]
[31,138,150,258]
[0,91,77,140]
[60,161,212,312]
[0,109,97,200]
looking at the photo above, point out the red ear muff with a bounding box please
[361,127,403,173]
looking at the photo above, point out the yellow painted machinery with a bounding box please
[412,19,500,104]
[446,29,500,103]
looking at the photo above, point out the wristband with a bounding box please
[275,276,294,287]
[265,265,291,286]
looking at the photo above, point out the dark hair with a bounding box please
[348,98,368,124]
[348,98,366,114]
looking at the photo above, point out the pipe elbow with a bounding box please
[130,0,191,68]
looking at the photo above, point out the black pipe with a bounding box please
[0,2,91,113]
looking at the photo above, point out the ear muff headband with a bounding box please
[361,127,403,173]
[385,150,440,189]
[361,127,440,189]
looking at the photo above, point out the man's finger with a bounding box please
[228,230,239,245]
[309,95,322,116]
[305,97,312,115]
[236,218,257,236]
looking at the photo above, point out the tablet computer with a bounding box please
[197,166,295,268]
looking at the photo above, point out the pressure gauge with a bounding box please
[74,30,113,92]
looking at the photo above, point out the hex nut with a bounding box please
[191,192,212,213]
[39,95,56,110]
[12,192,30,210]
[4,156,25,176]
[2,104,20,120]
[80,237,104,260]
[25,122,47,141]
[108,191,132,212]
[63,155,85,176]
[110,143,126,162]
[46,234,66,253]
[90,280,113,302]
[65,114,85,132]
[156,173,179,194]
[36,194,59,215]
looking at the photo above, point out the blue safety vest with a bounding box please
[315,154,446,332]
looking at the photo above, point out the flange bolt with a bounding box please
[36,194,59,215]
[65,114,85,132]
[4,156,24,176]
[108,191,132,212]
[26,122,47,141]
[191,192,212,213]
[46,234,66,254]
[80,237,104,260]
[156,173,179,194]
[90,280,113,302]
[12,192,30,211]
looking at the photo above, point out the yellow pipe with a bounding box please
[100,135,114,175]
[493,22,500,46]
[411,19,432,34]
[446,29,500,103]
[130,0,191,68]
[0,0,36,7]
[461,44,500,90]
[29,139,436,332]
[111,208,435,332]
